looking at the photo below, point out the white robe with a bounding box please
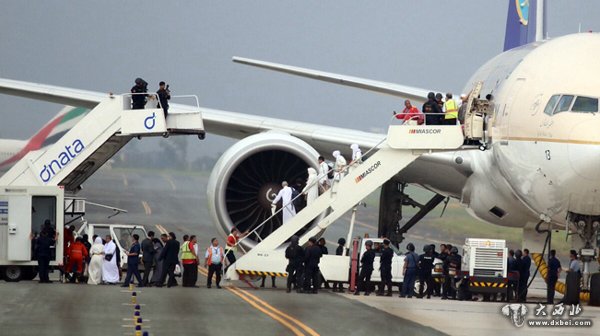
[303,170,319,206]
[87,240,104,285]
[272,186,296,223]
[334,155,347,181]
[319,161,330,185]
[102,240,119,283]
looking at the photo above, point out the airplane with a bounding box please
[0,0,599,290]
[0,106,89,171]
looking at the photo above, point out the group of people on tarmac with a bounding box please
[394,92,468,126]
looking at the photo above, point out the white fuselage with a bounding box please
[453,33,600,229]
[0,139,26,171]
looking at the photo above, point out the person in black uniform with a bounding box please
[158,232,180,288]
[442,246,462,300]
[303,237,322,293]
[332,238,346,292]
[141,231,155,286]
[519,248,532,302]
[423,92,443,125]
[31,230,58,283]
[377,239,394,296]
[547,249,562,304]
[317,238,330,289]
[131,78,148,110]
[285,235,304,293]
[354,240,375,296]
[156,81,171,118]
[418,245,435,299]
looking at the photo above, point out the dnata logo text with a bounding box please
[39,139,85,183]
[409,129,441,134]
[355,161,381,183]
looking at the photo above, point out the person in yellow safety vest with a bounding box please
[224,227,249,274]
[204,238,225,288]
[443,93,459,125]
[180,235,199,287]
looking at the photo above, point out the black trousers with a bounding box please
[161,262,178,287]
[547,277,557,303]
[123,263,143,286]
[38,256,50,282]
[356,268,373,293]
[379,267,392,294]
[207,263,222,287]
[224,251,236,273]
[287,264,301,290]
[142,259,153,286]
[304,265,320,291]
[419,274,433,297]
[518,275,529,302]
[182,263,198,287]
[443,275,456,299]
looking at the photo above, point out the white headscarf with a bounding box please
[332,150,340,158]
[350,144,362,161]
[307,167,317,176]
[94,237,103,245]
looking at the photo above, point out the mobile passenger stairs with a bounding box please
[226,117,467,284]
[0,93,204,280]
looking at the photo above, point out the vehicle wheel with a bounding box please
[22,267,38,281]
[4,266,23,282]
[198,133,206,140]
[162,132,169,138]
[413,279,425,296]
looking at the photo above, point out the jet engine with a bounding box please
[207,132,320,250]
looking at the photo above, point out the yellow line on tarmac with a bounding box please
[162,174,176,191]
[141,201,152,215]
[227,286,304,336]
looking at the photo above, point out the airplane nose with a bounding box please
[568,120,600,180]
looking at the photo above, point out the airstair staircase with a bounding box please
[0,93,204,192]
[227,123,465,282]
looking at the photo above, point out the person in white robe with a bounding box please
[302,168,319,206]
[272,181,296,223]
[350,144,362,164]
[102,236,120,284]
[87,237,104,285]
[332,150,347,181]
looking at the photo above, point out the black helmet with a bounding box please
[423,245,431,253]
[135,77,143,85]
[365,240,373,247]
[515,249,522,258]
[338,238,346,245]
[450,246,458,254]
[406,243,415,251]
[427,92,435,100]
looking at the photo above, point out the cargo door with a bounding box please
[7,195,32,261]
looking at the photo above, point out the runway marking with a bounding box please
[121,173,128,187]
[141,201,152,216]
[197,265,319,336]
[162,174,176,191]
[226,286,304,336]
[155,224,168,234]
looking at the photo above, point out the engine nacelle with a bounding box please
[207,132,320,249]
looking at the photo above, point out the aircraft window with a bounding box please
[543,95,560,115]
[572,96,598,113]
[553,95,574,114]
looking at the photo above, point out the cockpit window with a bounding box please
[572,96,598,113]
[544,95,560,115]
[553,95,574,114]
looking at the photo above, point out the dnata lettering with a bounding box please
[39,139,85,183]
[355,161,381,183]
[409,129,441,134]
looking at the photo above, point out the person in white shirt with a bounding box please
[332,150,347,181]
[302,168,319,206]
[272,181,296,223]
[102,236,119,284]
[204,238,225,288]
[350,144,362,164]
[318,156,330,191]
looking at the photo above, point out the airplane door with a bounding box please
[7,195,32,261]
[499,78,526,140]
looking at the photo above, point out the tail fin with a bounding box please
[0,106,89,167]
[504,0,546,51]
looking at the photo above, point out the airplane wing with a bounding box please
[233,57,436,104]
[0,77,471,198]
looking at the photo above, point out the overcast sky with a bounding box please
[1,1,600,156]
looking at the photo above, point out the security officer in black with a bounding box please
[418,245,435,299]
[442,246,462,300]
[332,238,346,292]
[377,239,394,296]
[303,237,322,294]
[131,77,148,109]
[31,230,58,283]
[354,240,375,296]
[285,235,304,293]
[156,81,171,118]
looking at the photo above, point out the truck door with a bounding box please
[7,195,32,261]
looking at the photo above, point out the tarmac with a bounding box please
[1,168,599,335]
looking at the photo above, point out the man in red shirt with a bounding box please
[224,227,248,274]
[67,237,89,283]
[394,100,424,125]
